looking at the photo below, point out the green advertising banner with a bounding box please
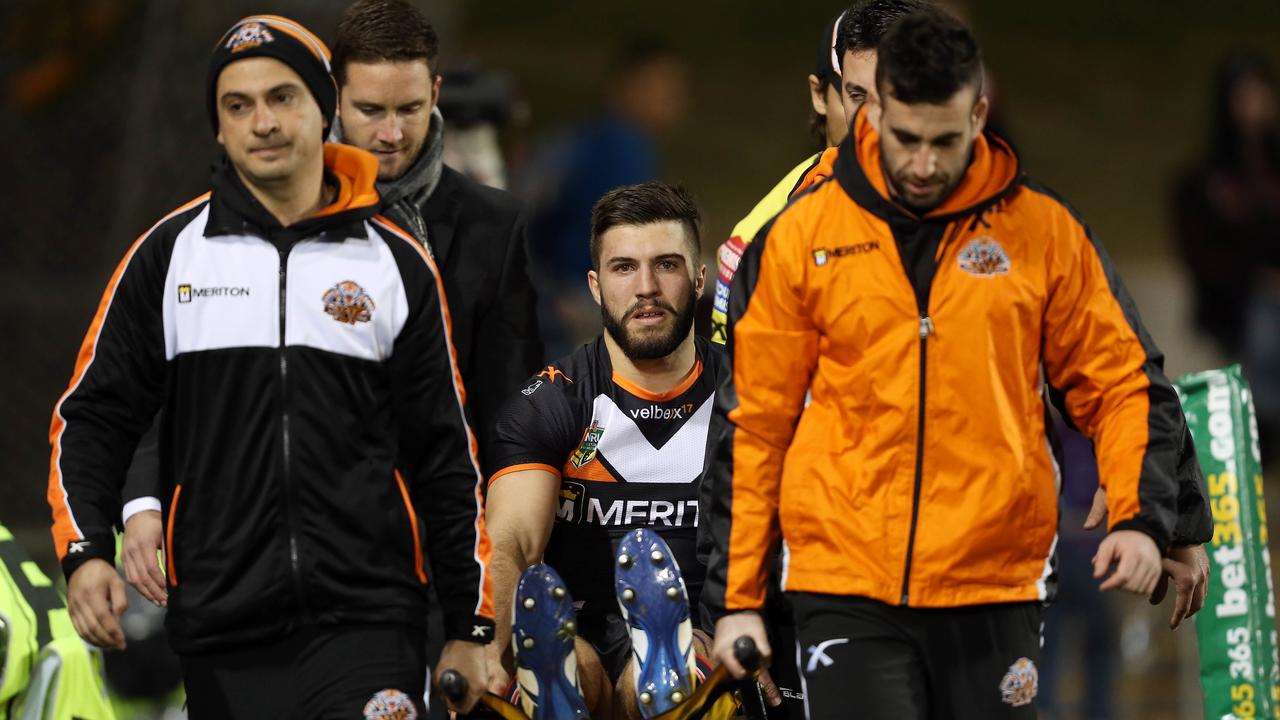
[1177,365,1277,719]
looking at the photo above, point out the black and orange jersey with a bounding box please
[486,336,728,610]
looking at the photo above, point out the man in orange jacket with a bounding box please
[702,8,1210,718]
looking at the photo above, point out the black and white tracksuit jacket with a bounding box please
[48,144,494,654]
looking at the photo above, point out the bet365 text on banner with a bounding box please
[1178,365,1278,719]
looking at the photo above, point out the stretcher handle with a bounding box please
[438,670,532,720]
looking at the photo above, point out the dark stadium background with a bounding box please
[2,2,1277,717]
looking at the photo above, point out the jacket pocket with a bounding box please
[166,485,182,587]
[393,470,427,584]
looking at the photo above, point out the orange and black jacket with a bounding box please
[703,111,1209,617]
[48,145,494,653]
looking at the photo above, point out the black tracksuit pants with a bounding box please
[180,623,428,719]
[788,593,1042,720]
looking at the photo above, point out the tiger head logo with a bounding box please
[322,280,375,324]
[224,22,275,54]
[998,657,1038,707]
[362,688,417,719]
[958,236,1011,277]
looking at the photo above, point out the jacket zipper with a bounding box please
[278,247,309,615]
[901,315,933,604]
[898,221,962,605]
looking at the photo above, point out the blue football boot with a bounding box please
[512,563,590,720]
[614,528,697,718]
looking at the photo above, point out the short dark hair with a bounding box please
[836,0,930,59]
[332,0,439,87]
[875,8,983,104]
[590,183,701,270]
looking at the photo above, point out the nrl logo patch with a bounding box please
[958,236,1011,277]
[225,22,275,54]
[323,280,376,324]
[998,657,1038,707]
[362,688,417,719]
[569,421,604,469]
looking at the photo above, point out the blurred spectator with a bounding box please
[438,64,525,189]
[1037,414,1116,720]
[522,36,690,357]
[1174,52,1280,457]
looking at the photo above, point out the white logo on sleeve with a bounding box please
[68,541,91,554]
[805,638,849,673]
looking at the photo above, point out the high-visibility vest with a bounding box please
[0,524,115,720]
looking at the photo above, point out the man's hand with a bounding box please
[67,558,128,650]
[122,510,167,607]
[1151,544,1210,629]
[712,612,772,680]
[483,641,512,696]
[1094,530,1162,597]
[435,639,488,714]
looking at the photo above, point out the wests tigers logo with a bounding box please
[224,22,275,54]
[322,280,375,324]
[362,688,417,719]
[958,236,1011,277]
[998,657,1038,707]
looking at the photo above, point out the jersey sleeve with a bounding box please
[484,371,577,485]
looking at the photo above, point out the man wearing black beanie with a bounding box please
[50,14,493,717]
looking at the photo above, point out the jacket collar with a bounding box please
[204,143,382,242]
[834,104,1022,223]
[420,165,462,263]
[792,146,839,199]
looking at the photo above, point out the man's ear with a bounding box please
[587,269,602,306]
[431,74,443,110]
[694,263,707,299]
[971,94,990,137]
[807,74,826,116]
[868,98,883,134]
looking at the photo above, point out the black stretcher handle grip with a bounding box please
[733,635,761,674]
[437,670,533,720]
[440,669,468,704]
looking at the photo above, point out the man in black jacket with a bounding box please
[330,0,542,442]
[52,14,493,717]
[121,0,541,609]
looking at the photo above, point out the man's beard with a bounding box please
[887,169,958,213]
[601,284,698,361]
[882,146,970,213]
